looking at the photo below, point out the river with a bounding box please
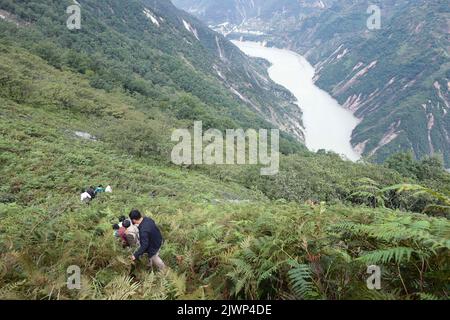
[232,40,361,161]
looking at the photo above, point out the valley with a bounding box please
[175,0,450,167]
[233,40,361,160]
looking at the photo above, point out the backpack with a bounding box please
[126,233,138,246]
[126,225,140,246]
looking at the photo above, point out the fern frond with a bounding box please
[104,275,140,300]
[227,258,255,296]
[0,280,26,299]
[167,271,187,298]
[350,191,376,198]
[423,205,450,214]
[417,293,441,300]
[359,288,402,300]
[358,247,414,265]
[355,178,380,187]
[385,184,450,206]
[287,260,318,300]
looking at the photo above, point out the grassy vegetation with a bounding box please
[0,0,304,150]
[3,196,448,300]
[0,43,449,300]
[0,0,448,300]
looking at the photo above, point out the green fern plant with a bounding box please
[0,280,26,299]
[417,292,442,300]
[350,178,387,208]
[103,275,140,300]
[358,247,415,265]
[287,260,319,300]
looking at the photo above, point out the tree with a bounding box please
[385,152,417,178]
[384,184,450,217]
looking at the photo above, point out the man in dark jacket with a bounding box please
[129,209,166,271]
[86,186,96,199]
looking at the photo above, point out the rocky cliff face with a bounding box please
[298,1,450,166]
[173,0,334,26]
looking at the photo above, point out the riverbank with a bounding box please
[232,40,361,161]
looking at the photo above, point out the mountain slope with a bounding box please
[174,0,450,166]
[0,0,449,301]
[298,1,450,166]
[0,0,304,143]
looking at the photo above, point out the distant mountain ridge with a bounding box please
[173,0,333,26]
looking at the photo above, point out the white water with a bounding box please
[232,40,361,161]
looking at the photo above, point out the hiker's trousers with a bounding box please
[148,250,166,271]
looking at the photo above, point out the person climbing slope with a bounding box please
[86,186,96,199]
[80,190,92,203]
[113,223,130,247]
[112,224,121,238]
[95,185,105,194]
[129,209,165,271]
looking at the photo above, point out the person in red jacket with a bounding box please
[113,223,128,247]
[118,224,127,244]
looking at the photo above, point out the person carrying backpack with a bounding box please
[80,190,92,203]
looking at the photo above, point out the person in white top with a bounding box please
[80,192,91,203]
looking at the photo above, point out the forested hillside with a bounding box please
[0,0,305,142]
[0,0,449,300]
[175,0,450,167]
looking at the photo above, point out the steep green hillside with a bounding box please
[175,0,450,167]
[0,1,449,300]
[1,37,449,301]
[0,0,305,142]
